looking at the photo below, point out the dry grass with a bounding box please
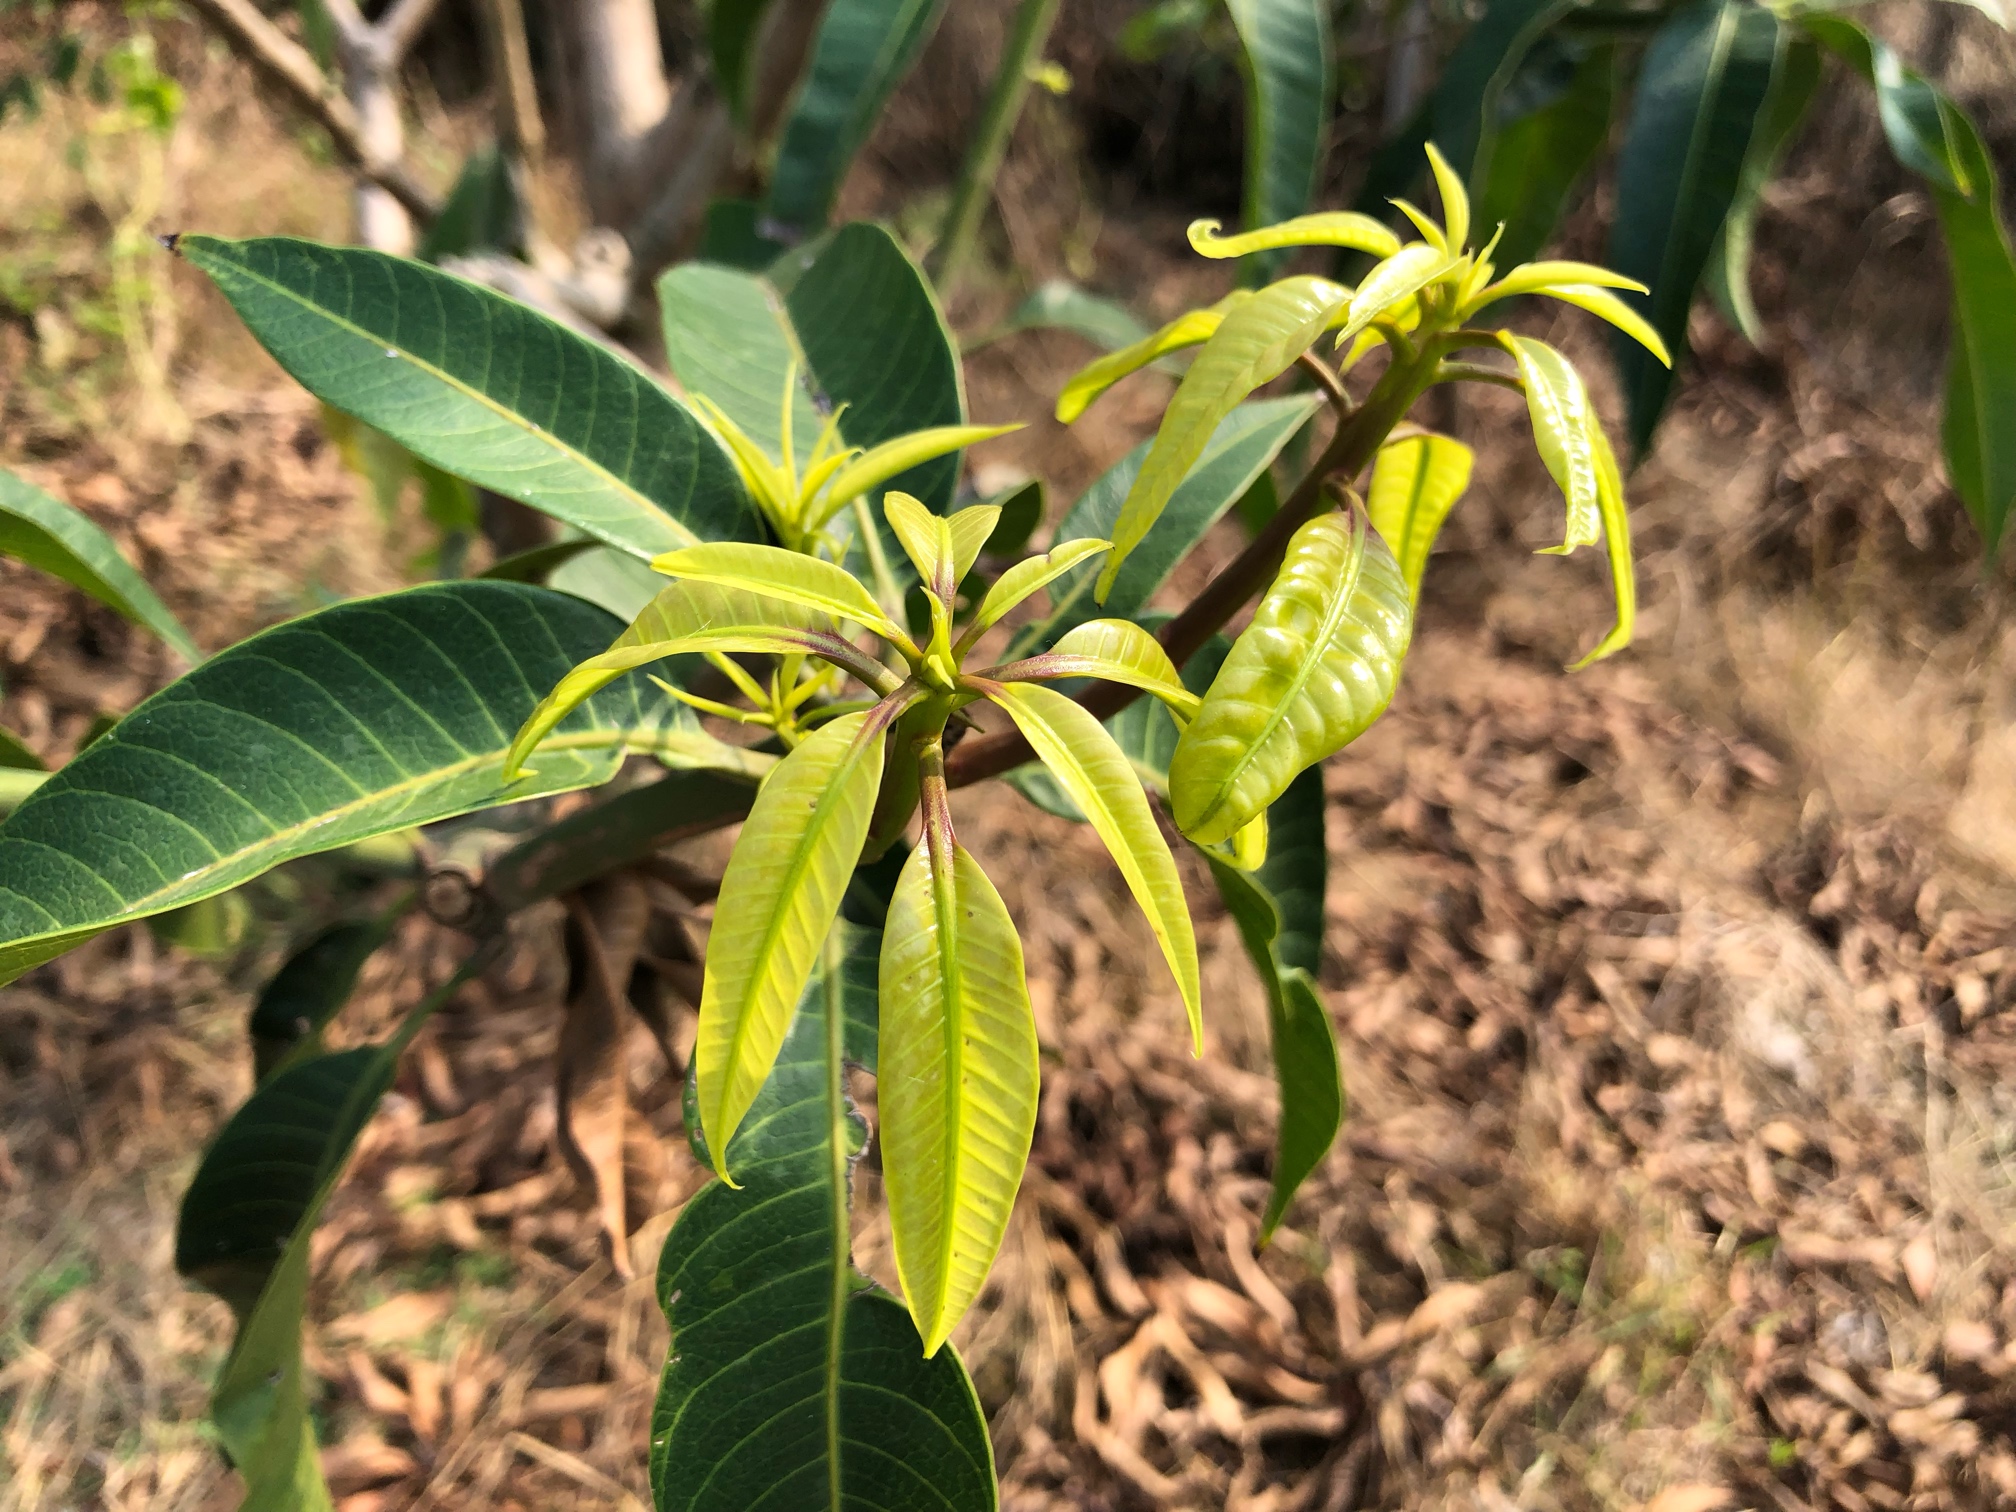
[5,6,2016,1510]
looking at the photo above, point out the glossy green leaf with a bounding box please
[0,583,673,985]
[1474,41,1617,271]
[651,542,900,639]
[478,537,601,583]
[178,954,484,1511]
[985,618,1199,720]
[1806,16,2016,552]
[983,681,1202,1048]
[1570,417,1637,667]
[1098,277,1348,599]
[1367,432,1476,600]
[0,465,199,661]
[1014,395,1322,652]
[1171,508,1412,845]
[1706,36,1820,343]
[1186,213,1400,262]
[653,933,997,1512]
[1504,335,1602,552]
[506,579,840,778]
[1203,768,1339,1241]
[1054,302,1238,424]
[965,537,1113,641]
[1607,0,1780,452]
[1225,0,1334,279]
[178,236,755,557]
[881,831,1039,1355]
[765,0,952,235]
[694,709,891,1180]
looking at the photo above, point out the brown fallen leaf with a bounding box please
[326,1290,453,1346]
[559,874,651,1278]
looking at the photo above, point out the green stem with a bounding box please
[928,0,1064,293]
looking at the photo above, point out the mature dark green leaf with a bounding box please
[478,537,601,584]
[1704,36,1819,342]
[1205,766,1340,1242]
[1012,395,1321,653]
[415,144,523,263]
[1225,0,1333,280]
[653,932,997,1512]
[178,236,756,557]
[981,479,1045,560]
[0,725,43,772]
[709,0,776,122]
[249,915,401,1081]
[699,198,790,270]
[1607,0,1779,452]
[0,583,678,984]
[0,465,199,661]
[179,954,487,1510]
[1805,16,2016,551]
[764,0,952,236]
[1475,41,1616,270]
[659,262,822,467]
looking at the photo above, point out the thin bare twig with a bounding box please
[377,0,451,64]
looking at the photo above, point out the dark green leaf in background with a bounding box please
[1703,35,1820,344]
[708,0,777,124]
[1607,0,1779,453]
[1474,40,1616,270]
[652,926,996,1512]
[1225,0,1333,280]
[0,465,200,662]
[414,143,524,264]
[178,237,757,558]
[0,583,679,984]
[249,913,402,1080]
[764,0,952,237]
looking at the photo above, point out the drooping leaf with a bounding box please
[990,618,1199,719]
[1015,395,1321,650]
[248,914,399,1081]
[1203,767,1339,1241]
[983,681,1202,1048]
[1186,213,1399,262]
[179,954,486,1511]
[653,932,998,1512]
[880,832,1039,1355]
[1504,334,1602,552]
[1474,40,1617,270]
[1705,36,1820,343]
[765,0,953,237]
[1097,278,1348,599]
[1224,0,1334,280]
[179,237,756,557]
[651,541,901,638]
[1366,432,1476,599]
[693,708,892,1179]
[1054,302,1240,424]
[1805,16,2016,553]
[0,465,199,661]
[1570,417,1638,666]
[1170,508,1412,845]
[1607,0,1780,452]
[0,583,675,985]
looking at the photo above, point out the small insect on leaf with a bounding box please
[1186,213,1402,261]
[880,832,1039,1356]
[1501,335,1603,554]
[1170,505,1412,846]
[1366,433,1475,602]
[693,707,894,1182]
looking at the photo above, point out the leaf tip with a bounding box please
[1186,218,1225,255]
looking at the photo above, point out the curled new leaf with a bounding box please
[880,831,1039,1356]
[1170,508,1412,846]
[1503,335,1602,553]
[1098,277,1350,600]
[1186,213,1401,261]
[1054,301,1243,425]
[1366,433,1475,601]
[694,708,893,1180]
[983,681,1203,1049]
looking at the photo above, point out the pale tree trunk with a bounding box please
[348,52,414,253]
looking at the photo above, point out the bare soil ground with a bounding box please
[4,7,2016,1511]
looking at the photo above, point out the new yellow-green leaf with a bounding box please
[505,580,844,778]
[1330,243,1460,349]
[1097,277,1350,601]
[812,423,1020,527]
[946,503,1001,583]
[1367,433,1476,601]
[1472,260,1649,302]
[1054,301,1244,425]
[652,541,900,639]
[1170,509,1412,845]
[964,537,1112,643]
[1503,335,1602,553]
[986,619,1199,721]
[884,490,956,599]
[1424,142,1471,255]
[983,681,1202,1049]
[1186,213,1401,261]
[880,832,1039,1356]
[1570,416,1638,668]
[694,709,890,1180]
